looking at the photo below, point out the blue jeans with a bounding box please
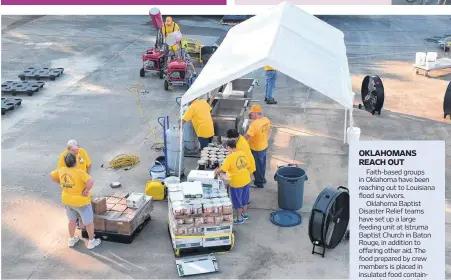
[265,70,277,100]
[252,149,267,187]
[198,137,212,150]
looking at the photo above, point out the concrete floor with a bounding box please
[1,15,451,279]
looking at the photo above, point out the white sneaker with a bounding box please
[68,236,80,247]
[87,238,101,250]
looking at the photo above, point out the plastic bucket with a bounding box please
[164,176,180,186]
[426,52,438,62]
[415,52,426,65]
[150,161,166,180]
[149,8,163,29]
[347,127,361,145]
[274,165,308,211]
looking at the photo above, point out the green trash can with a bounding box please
[274,165,308,211]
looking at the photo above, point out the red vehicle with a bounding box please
[164,58,189,91]
[140,48,167,79]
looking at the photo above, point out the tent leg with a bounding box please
[344,108,347,144]
[178,109,183,178]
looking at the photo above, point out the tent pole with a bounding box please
[178,107,183,178]
[349,106,354,128]
[343,108,348,144]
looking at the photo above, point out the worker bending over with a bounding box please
[215,140,252,224]
[182,98,215,149]
[58,139,92,174]
[50,153,101,249]
[244,105,271,188]
[226,129,256,175]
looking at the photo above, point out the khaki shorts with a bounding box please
[64,204,94,225]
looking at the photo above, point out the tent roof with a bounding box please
[181,1,354,109]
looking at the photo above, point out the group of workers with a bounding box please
[48,16,279,247]
[182,97,271,224]
[49,140,101,249]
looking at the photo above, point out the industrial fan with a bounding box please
[443,81,451,119]
[308,186,350,258]
[358,75,385,115]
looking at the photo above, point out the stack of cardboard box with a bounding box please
[91,192,153,235]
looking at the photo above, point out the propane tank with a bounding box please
[166,124,184,175]
[183,121,199,154]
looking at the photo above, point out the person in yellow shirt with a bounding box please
[244,105,271,188]
[182,98,215,149]
[226,129,256,174]
[161,16,180,54]
[58,140,92,174]
[264,66,277,105]
[215,140,252,224]
[50,153,101,250]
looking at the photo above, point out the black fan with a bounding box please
[308,186,350,258]
[443,81,451,119]
[358,75,384,115]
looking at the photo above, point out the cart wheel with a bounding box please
[159,70,164,79]
[415,69,419,74]
[164,80,169,91]
[140,68,145,78]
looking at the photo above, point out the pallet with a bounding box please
[168,224,234,258]
[1,98,22,115]
[1,81,45,96]
[81,216,151,244]
[18,67,64,81]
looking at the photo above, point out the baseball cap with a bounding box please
[249,104,262,113]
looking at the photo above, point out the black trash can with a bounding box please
[274,165,308,211]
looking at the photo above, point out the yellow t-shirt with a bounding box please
[58,148,91,173]
[50,167,92,207]
[264,66,275,71]
[247,117,271,151]
[236,136,256,174]
[220,150,252,188]
[162,23,180,39]
[183,99,215,138]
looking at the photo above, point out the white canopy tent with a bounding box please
[177,1,359,176]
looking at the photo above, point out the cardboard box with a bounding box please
[93,217,105,231]
[118,198,127,205]
[187,170,216,187]
[124,208,136,216]
[126,193,145,209]
[104,211,122,232]
[106,203,115,211]
[112,191,129,199]
[91,197,107,214]
[203,225,233,235]
[202,235,232,247]
[116,214,134,234]
[112,204,127,212]
[107,197,121,204]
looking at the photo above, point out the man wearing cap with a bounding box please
[161,16,181,55]
[50,153,101,249]
[182,98,215,150]
[244,105,271,188]
[264,66,278,105]
[58,140,92,175]
[161,16,180,40]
